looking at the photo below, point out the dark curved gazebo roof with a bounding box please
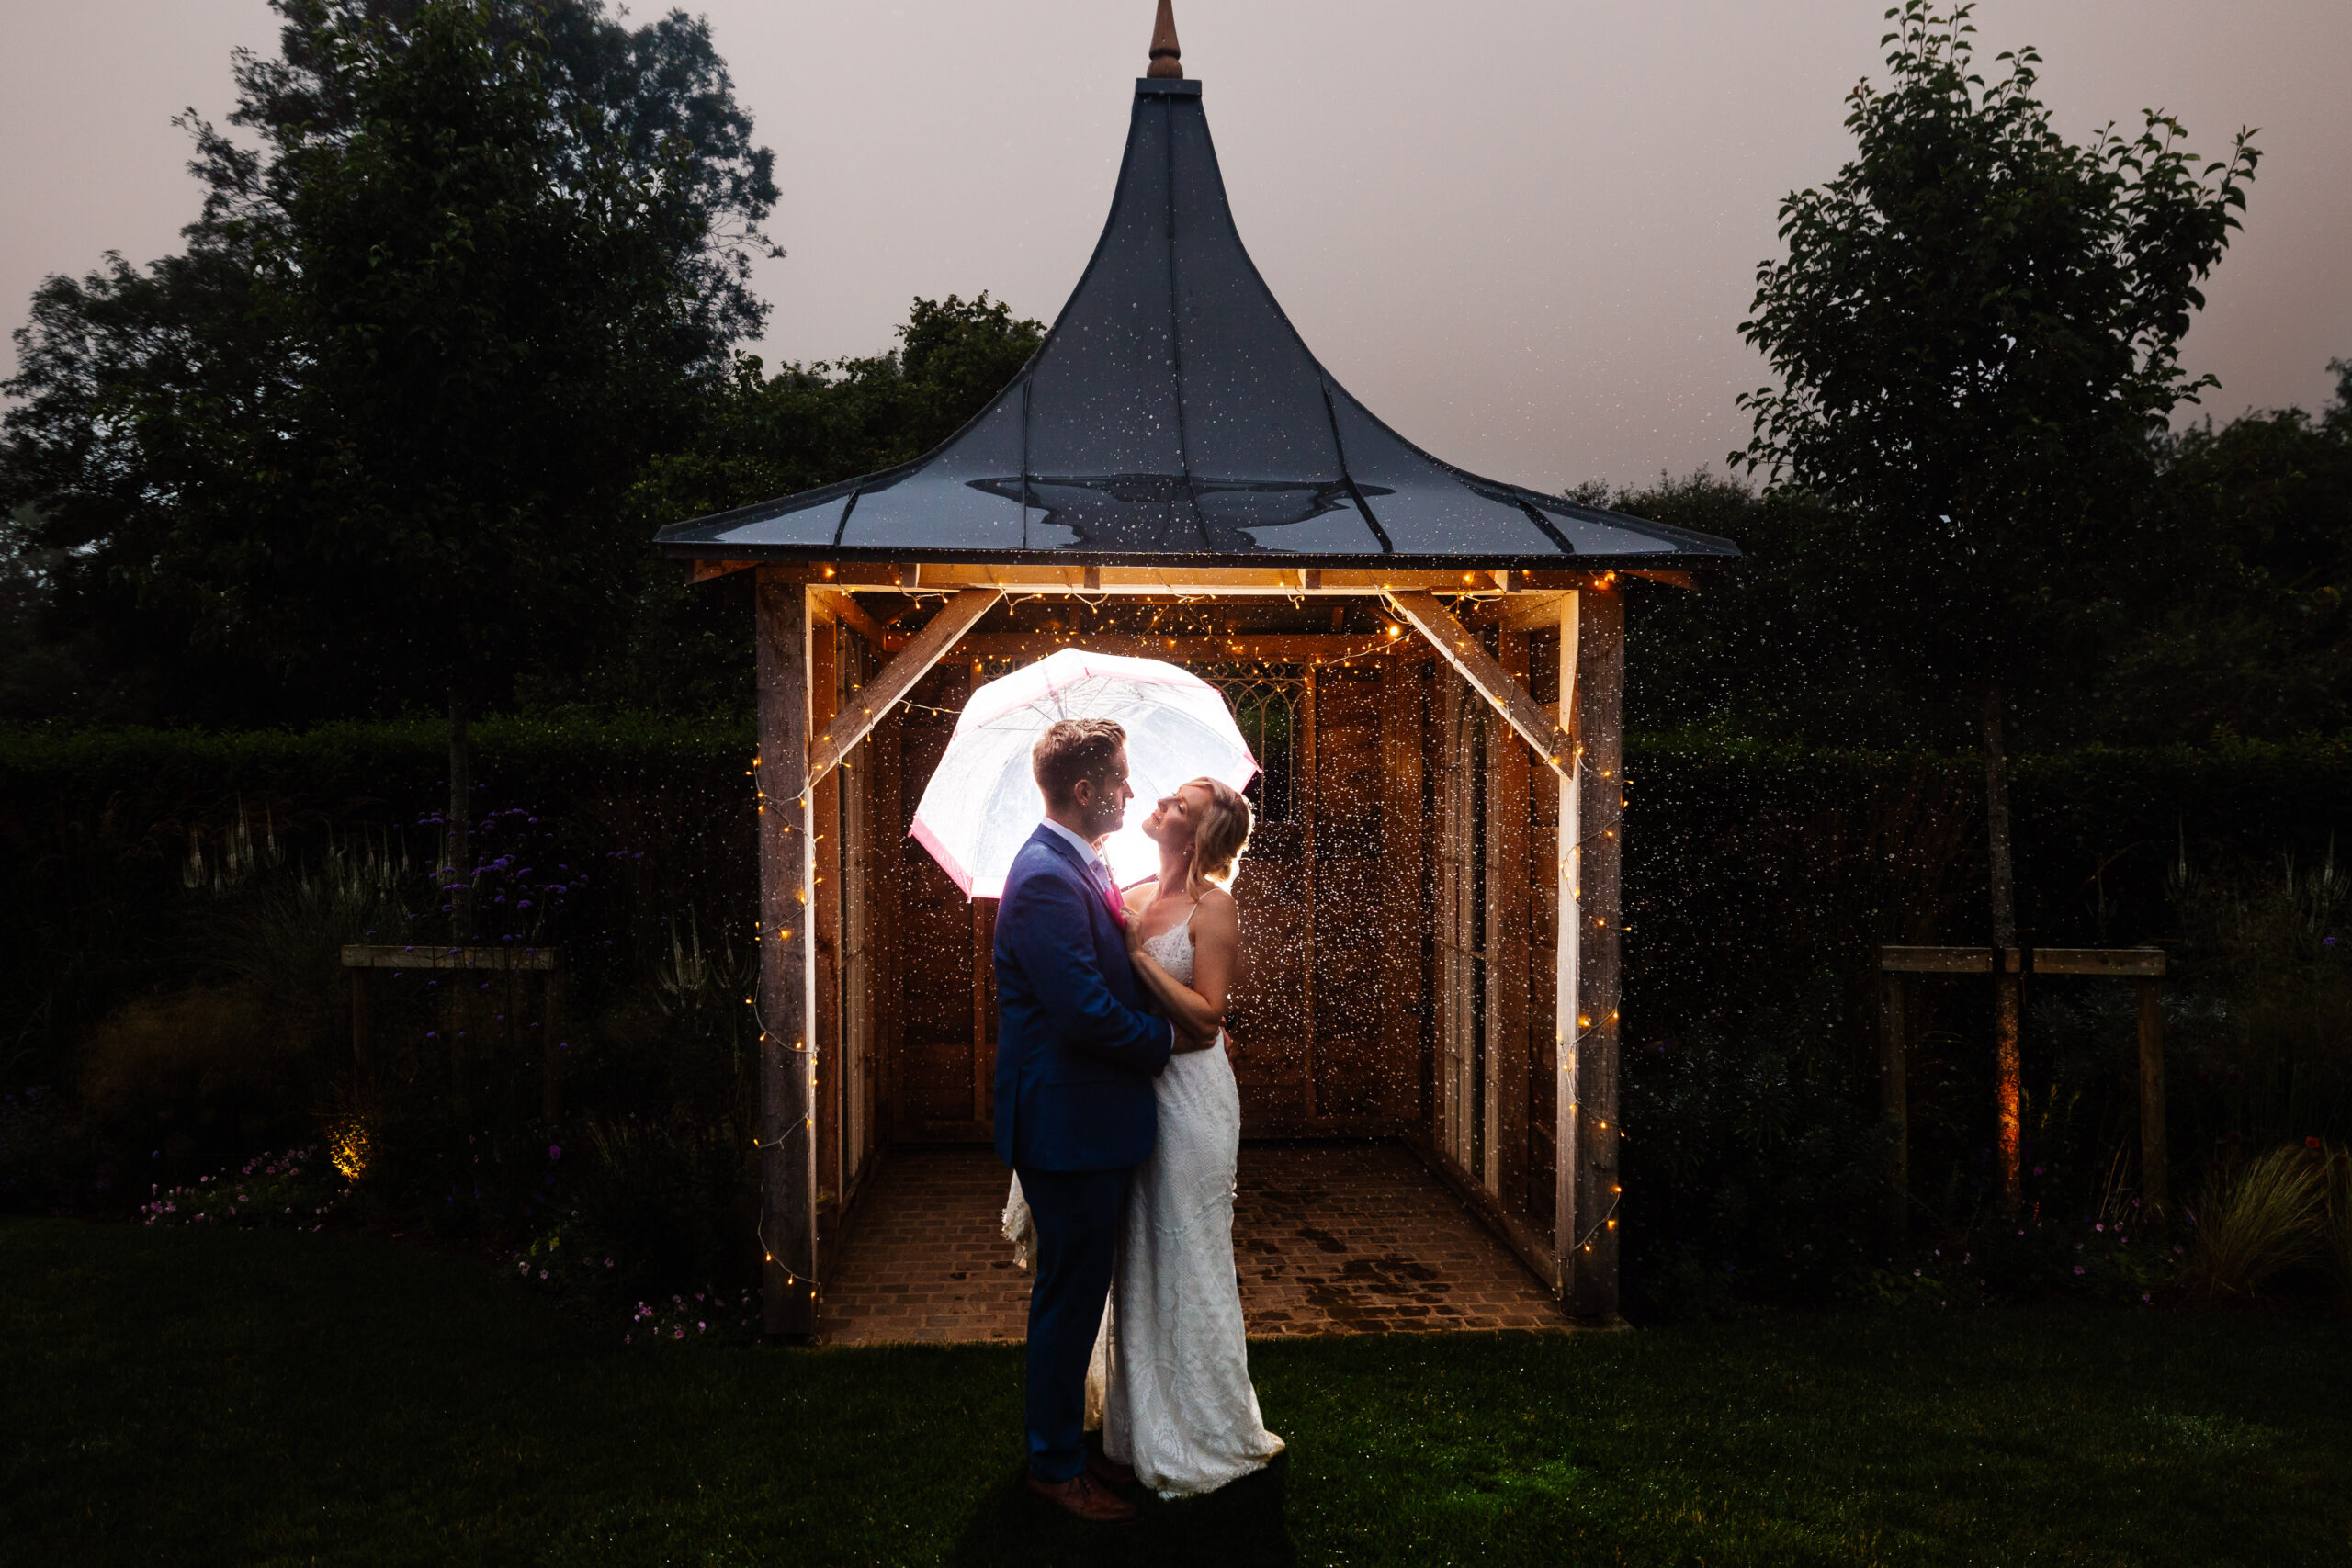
[658,73,1739,570]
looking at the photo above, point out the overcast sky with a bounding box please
[5,0,2346,493]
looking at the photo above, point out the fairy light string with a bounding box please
[751,581,1634,1306]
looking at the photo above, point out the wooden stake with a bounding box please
[543,964,565,1125]
[1880,968,1907,1239]
[2139,975,2167,1214]
[755,570,819,1338]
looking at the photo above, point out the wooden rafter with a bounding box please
[719,561,1628,596]
[1385,591,1574,778]
[807,587,1001,785]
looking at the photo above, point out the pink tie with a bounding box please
[1094,859,1127,929]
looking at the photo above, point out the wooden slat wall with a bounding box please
[812,620,843,1217]
[1308,669,1385,1118]
[892,660,989,1137]
[869,691,904,1148]
[1378,660,1428,1123]
[1227,678,1314,1124]
[1527,627,1563,1220]
[1486,632,1532,1204]
[1435,665,1476,1171]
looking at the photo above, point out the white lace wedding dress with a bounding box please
[1001,901,1284,1497]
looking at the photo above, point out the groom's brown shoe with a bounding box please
[1087,1451,1136,1487]
[1026,1469,1138,1523]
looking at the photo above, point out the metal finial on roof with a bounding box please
[1147,0,1183,78]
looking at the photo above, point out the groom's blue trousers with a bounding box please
[1017,1164,1129,1483]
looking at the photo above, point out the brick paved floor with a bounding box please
[816,1141,1566,1345]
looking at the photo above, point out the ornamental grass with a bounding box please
[2181,1144,2325,1299]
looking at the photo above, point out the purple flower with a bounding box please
[2073,1265,2085,1275]
[548,1145,561,1161]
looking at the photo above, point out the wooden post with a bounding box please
[1566,587,1623,1321]
[1996,953,2023,1216]
[350,968,375,1095]
[874,702,905,1143]
[1880,967,1907,1239]
[2139,975,2167,1214]
[1487,630,1532,1208]
[812,618,843,1217]
[754,570,819,1338]
[1299,670,1319,1121]
[542,963,565,1125]
[1378,659,1426,1124]
[1552,592,1580,1287]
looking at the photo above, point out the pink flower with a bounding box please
[2073,1265,2085,1275]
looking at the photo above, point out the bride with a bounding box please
[1099,776,1284,1495]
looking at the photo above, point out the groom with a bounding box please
[995,717,1191,1523]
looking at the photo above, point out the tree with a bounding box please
[2,0,777,937]
[1734,2,2257,1210]
[537,294,1048,717]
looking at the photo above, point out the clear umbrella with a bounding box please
[910,648,1258,899]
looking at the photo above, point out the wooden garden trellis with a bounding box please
[1877,943,2167,1231]
[340,943,568,1122]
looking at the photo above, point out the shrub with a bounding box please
[77,987,295,1157]
[0,1085,98,1212]
[2181,1145,2325,1299]
[139,1145,352,1229]
[2320,1140,2352,1310]
[1621,974,1895,1319]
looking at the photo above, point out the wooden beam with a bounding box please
[2035,947,2165,977]
[952,632,1430,663]
[1465,591,1575,635]
[1566,587,1623,1322]
[754,569,818,1338]
[1878,945,1995,974]
[691,559,757,585]
[806,588,1001,786]
[814,587,903,651]
[743,562,1629,596]
[1385,591,1574,778]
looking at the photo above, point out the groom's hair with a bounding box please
[1033,718,1127,808]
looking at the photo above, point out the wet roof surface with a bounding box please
[659,77,1739,570]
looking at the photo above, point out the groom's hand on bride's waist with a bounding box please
[1171,1019,1224,1054]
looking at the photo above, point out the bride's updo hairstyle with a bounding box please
[1185,777,1254,896]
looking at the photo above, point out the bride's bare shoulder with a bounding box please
[1196,885,1240,929]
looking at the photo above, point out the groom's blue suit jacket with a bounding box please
[992,824,1174,1171]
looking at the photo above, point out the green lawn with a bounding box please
[2,1219,2346,1566]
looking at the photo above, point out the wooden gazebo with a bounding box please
[659,7,1738,1336]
